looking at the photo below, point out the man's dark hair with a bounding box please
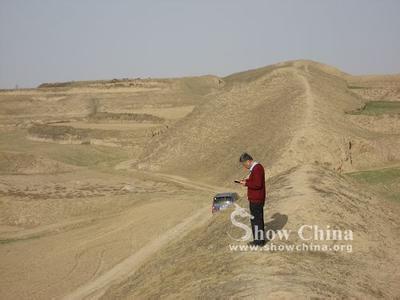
[239,152,253,162]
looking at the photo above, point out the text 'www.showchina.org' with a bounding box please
[228,242,353,253]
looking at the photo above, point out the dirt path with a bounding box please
[0,169,222,300]
[63,206,211,300]
[61,171,231,299]
[115,162,228,192]
[145,171,231,193]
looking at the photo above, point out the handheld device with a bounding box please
[234,180,241,184]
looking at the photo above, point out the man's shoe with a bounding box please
[256,240,266,246]
[247,240,266,246]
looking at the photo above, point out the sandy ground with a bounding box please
[0,60,400,299]
[0,167,216,299]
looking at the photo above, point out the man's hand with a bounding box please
[239,180,246,186]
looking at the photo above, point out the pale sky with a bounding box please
[0,0,399,89]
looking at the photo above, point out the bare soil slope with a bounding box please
[1,60,400,299]
[139,60,400,182]
[104,164,400,299]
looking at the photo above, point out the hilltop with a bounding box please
[138,60,400,183]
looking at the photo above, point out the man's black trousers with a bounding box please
[249,202,265,243]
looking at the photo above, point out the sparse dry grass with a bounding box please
[1,60,400,299]
[347,167,400,202]
[349,101,400,116]
[89,111,164,122]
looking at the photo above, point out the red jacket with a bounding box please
[245,163,266,203]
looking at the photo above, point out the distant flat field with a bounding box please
[124,105,195,120]
[351,101,400,115]
[0,86,163,96]
[346,166,400,202]
[51,122,161,130]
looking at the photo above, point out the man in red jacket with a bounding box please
[239,153,266,246]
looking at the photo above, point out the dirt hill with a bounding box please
[1,60,400,299]
[138,60,400,183]
[93,60,399,298]
[103,164,400,299]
